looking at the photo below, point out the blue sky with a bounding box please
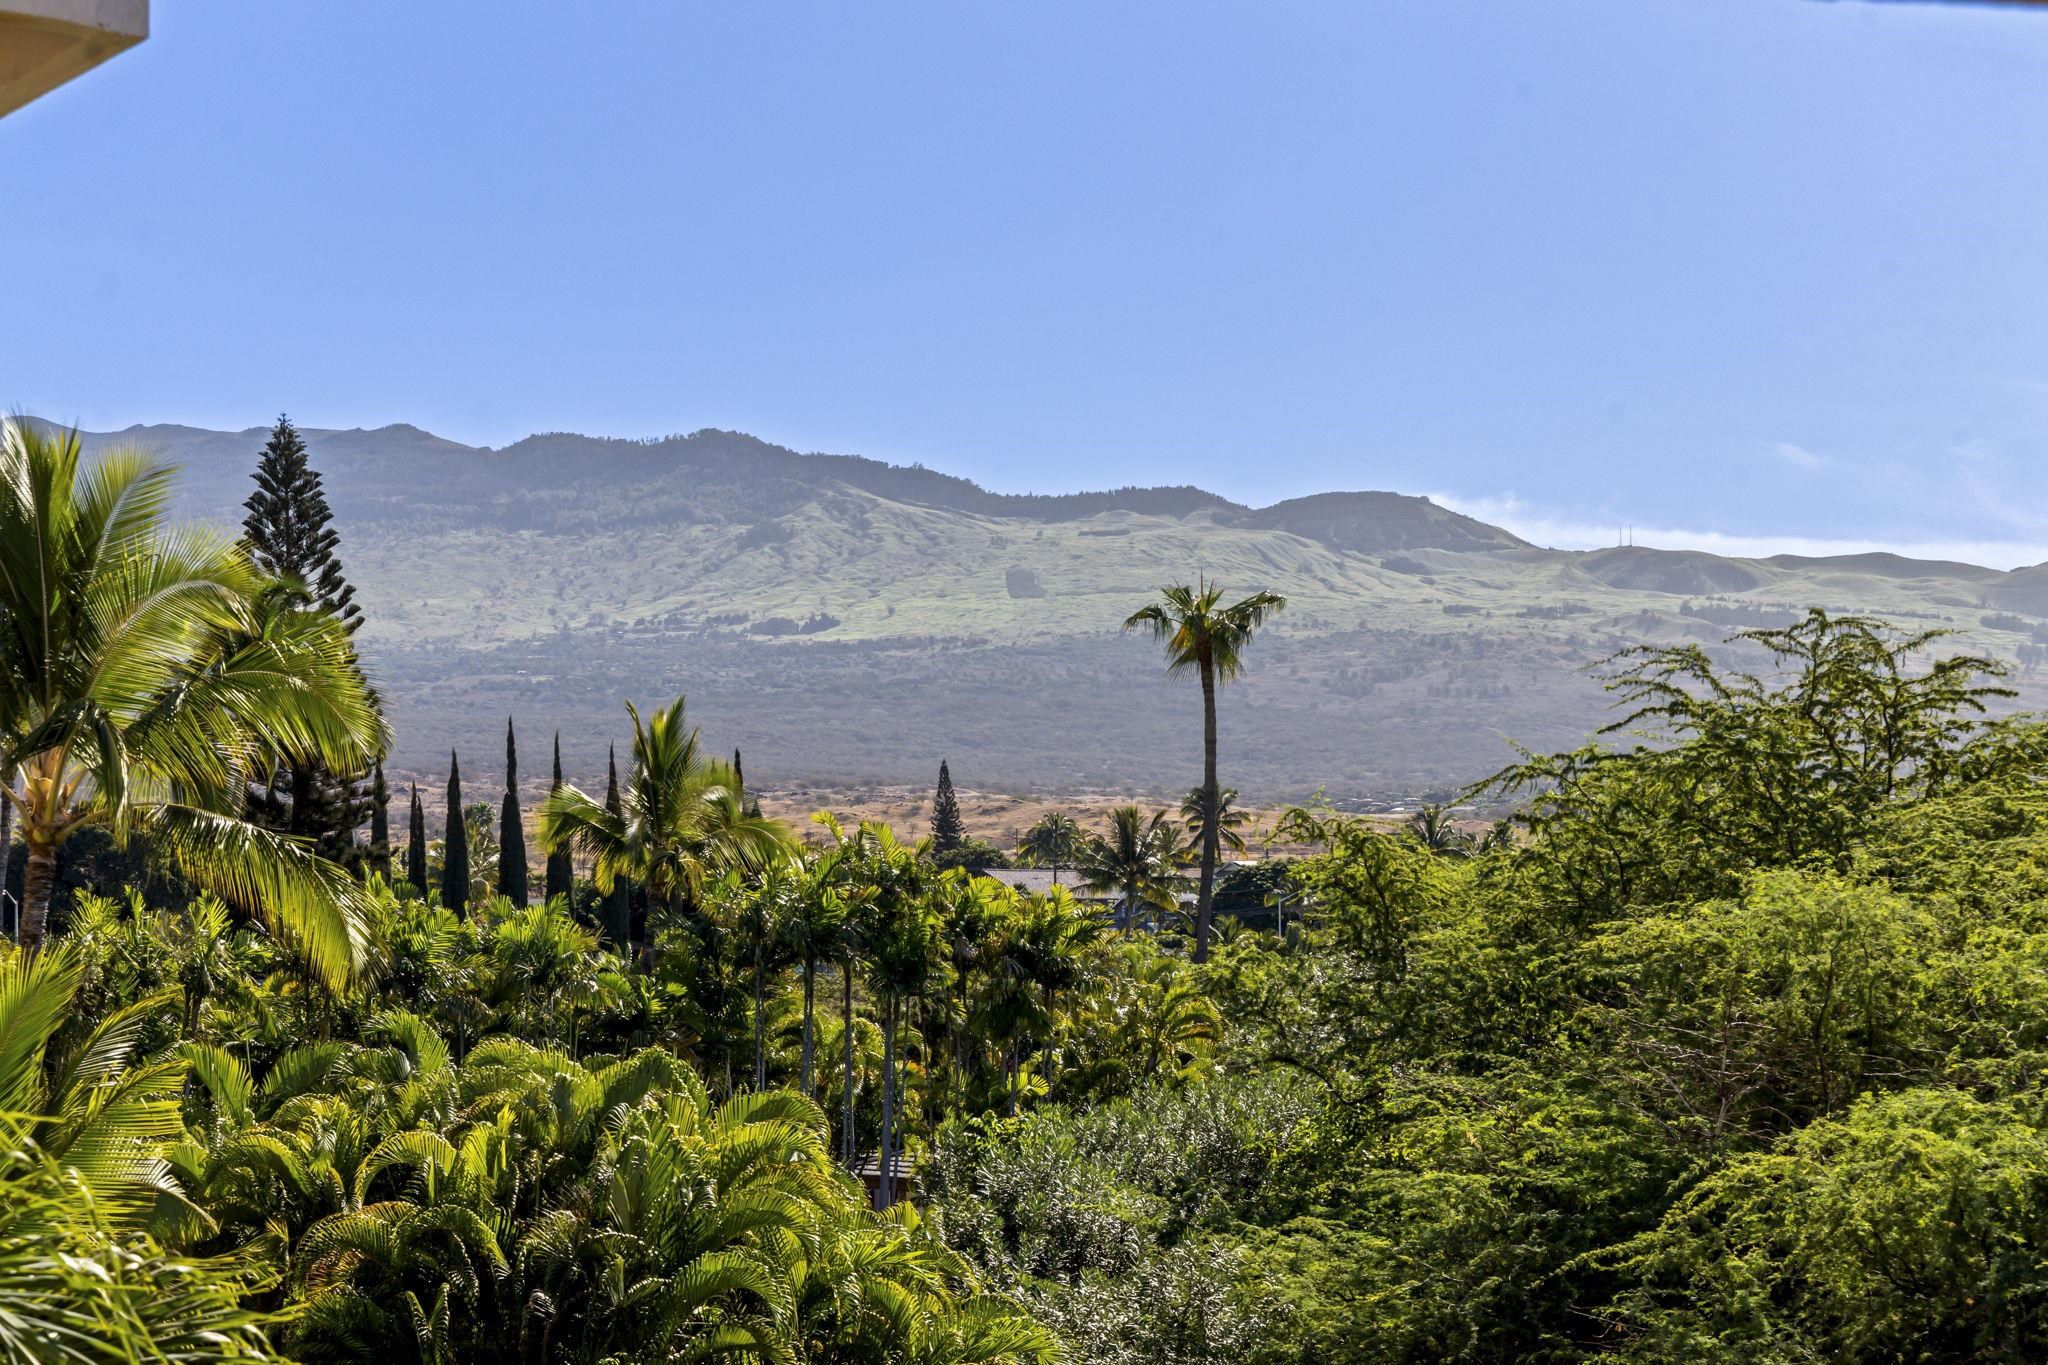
[6,2,2048,564]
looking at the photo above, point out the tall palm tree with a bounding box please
[995,888,1098,1110]
[933,872,1009,1111]
[0,423,384,988]
[814,816,924,1169]
[1017,811,1084,885]
[536,696,793,954]
[1125,580,1286,961]
[781,840,852,1100]
[726,861,801,1091]
[1075,806,1189,934]
[866,888,945,1210]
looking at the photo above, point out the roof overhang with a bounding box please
[0,1,147,118]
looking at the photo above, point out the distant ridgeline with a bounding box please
[57,419,2048,798]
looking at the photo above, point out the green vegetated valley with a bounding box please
[11,416,2048,1362]
[69,418,2048,798]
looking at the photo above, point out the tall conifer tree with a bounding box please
[242,414,378,862]
[406,784,428,897]
[603,744,631,949]
[544,733,574,905]
[498,719,529,905]
[442,751,469,916]
[930,760,965,853]
[367,763,391,879]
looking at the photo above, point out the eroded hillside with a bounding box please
[70,421,2048,799]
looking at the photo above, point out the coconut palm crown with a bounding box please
[535,695,794,934]
[1124,579,1286,961]
[1075,805,1189,933]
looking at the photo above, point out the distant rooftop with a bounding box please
[0,1,147,118]
[976,867,1098,899]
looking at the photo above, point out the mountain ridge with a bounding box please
[42,418,2048,799]
[62,417,2038,576]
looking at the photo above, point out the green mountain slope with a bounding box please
[64,421,2048,801]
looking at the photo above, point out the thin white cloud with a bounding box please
[1771,441,1827,470]
[1431,492,2048,572]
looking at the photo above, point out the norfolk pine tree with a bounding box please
[930,760,965,853]
[241,415,380,863]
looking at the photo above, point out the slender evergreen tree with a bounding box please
[241,415,379,863]
[544,732,574,905]
[243,415,362,630]
[405,783,428,897]
[602,743,632,950]
[367,763,391,879]
[497,719,529,905]
[930,760,965,853]
[442,751,469,916]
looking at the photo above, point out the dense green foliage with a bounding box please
[14,421,2048,1361]
[933,611,2048,1363]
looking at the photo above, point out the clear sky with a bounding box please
[5,1,2048,565]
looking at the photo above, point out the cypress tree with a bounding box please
[442,751,470,916]
[367,762,391,879]
[544,732,574,905]
[497,719,529,905]
[242,414,378,862]
[930,760,965,853]
[603,744,631,950]
[405,784,428,897]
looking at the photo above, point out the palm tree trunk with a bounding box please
[841,957,857,1166]
[0,768,14,938]
[954,977,969,1111]
[1195,653,1220,963]
[924,994,940,1134]
[799,956,817,1098]
[1043,984,1059,1094]
[877,993,897,1210]
[20,841,58,955]
[752,934,767,1091]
